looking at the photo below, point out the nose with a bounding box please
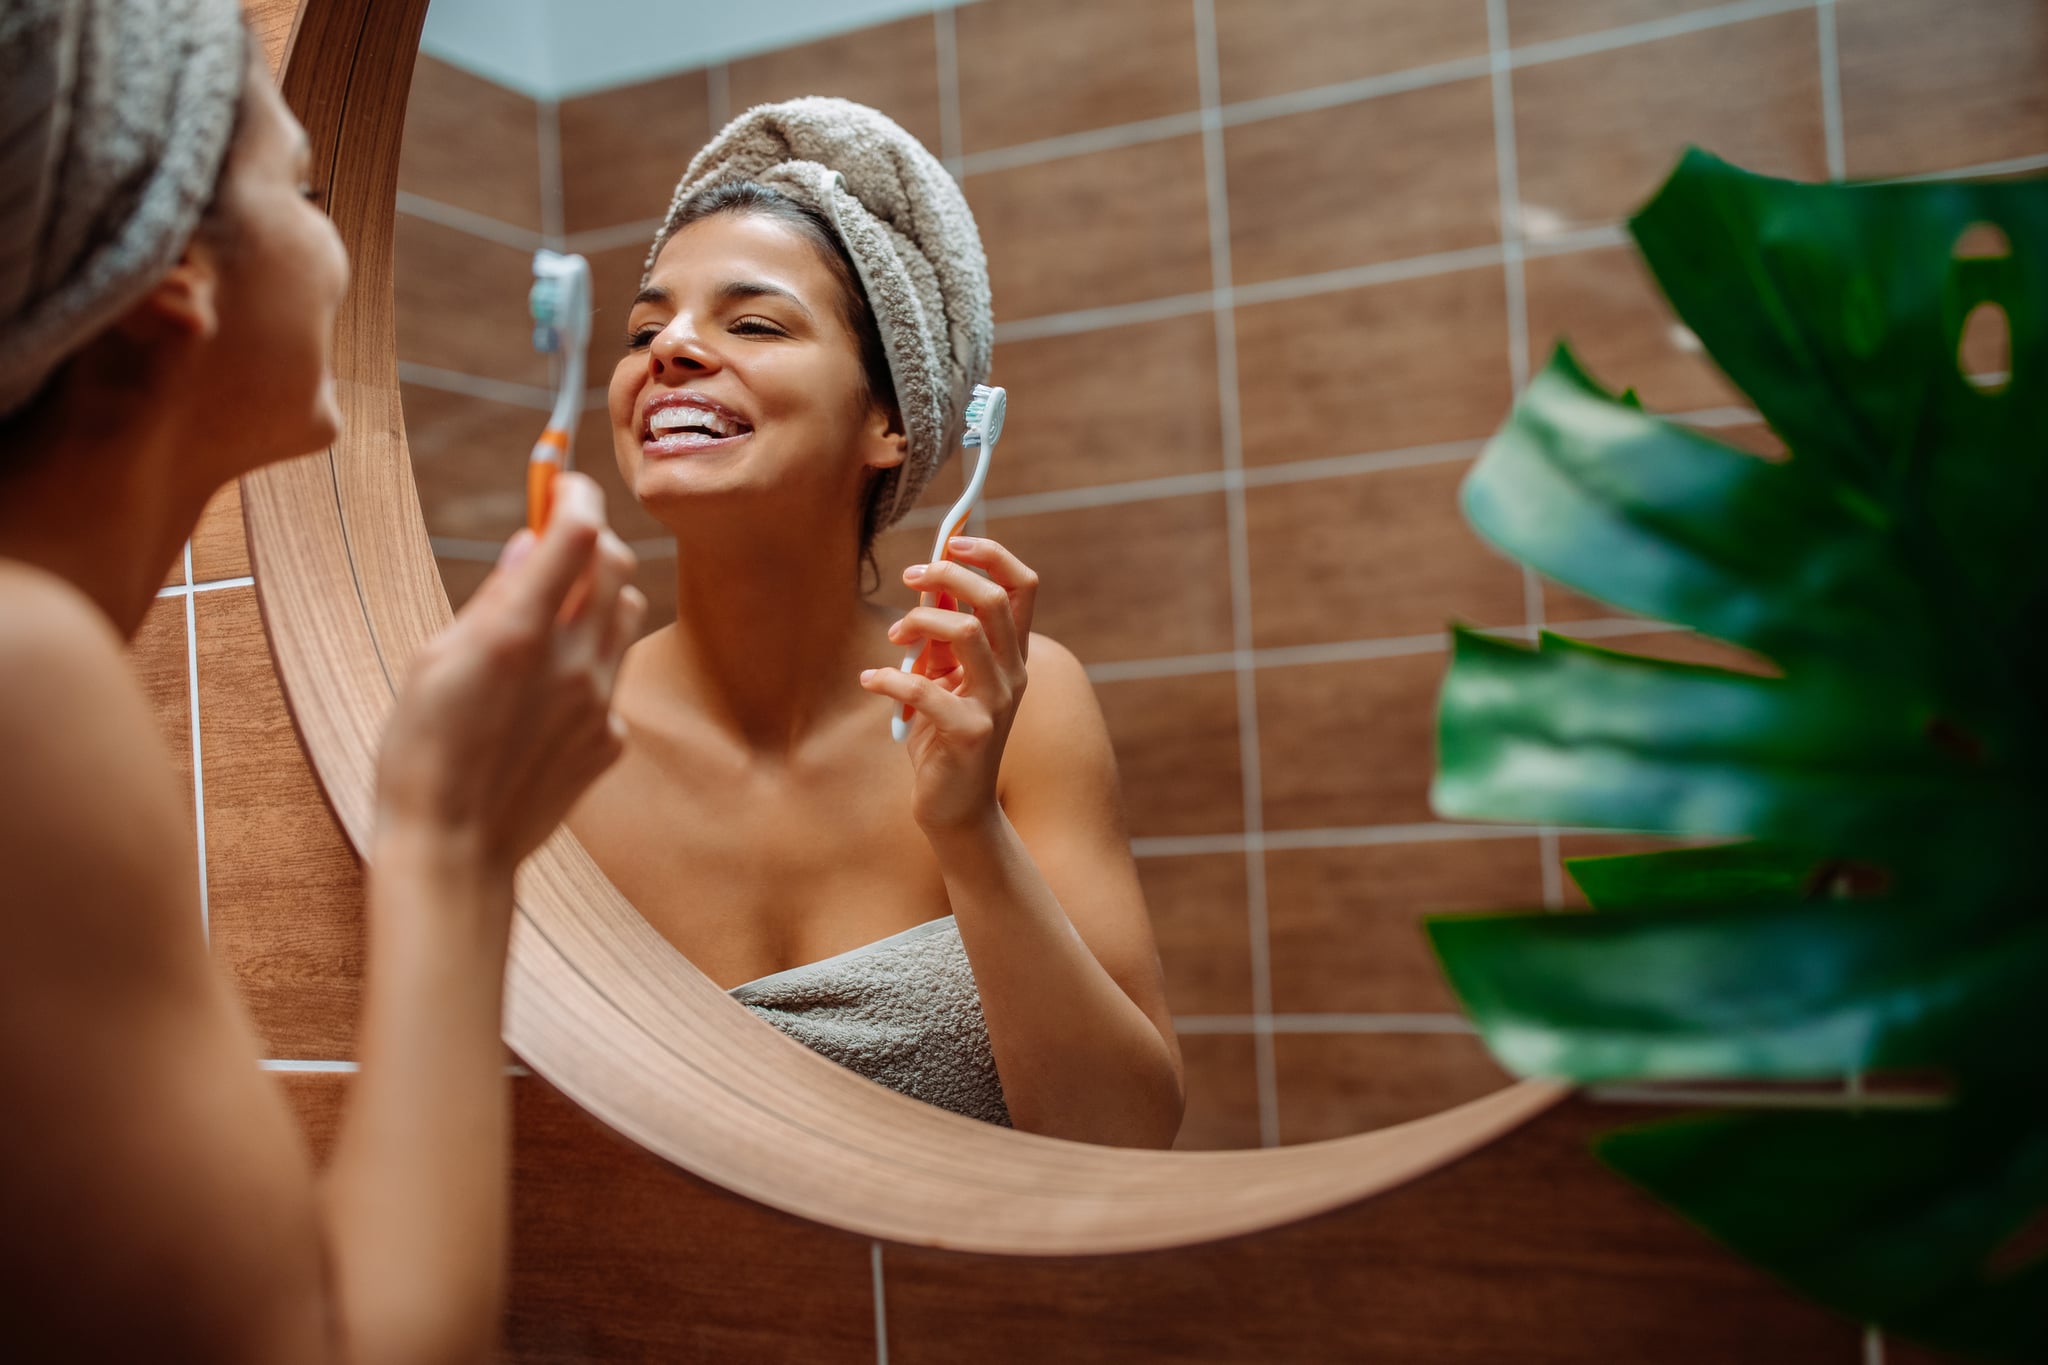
[649,314,719,379]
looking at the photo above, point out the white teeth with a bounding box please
[648,403,744,438]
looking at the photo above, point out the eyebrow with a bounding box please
[631,279,815,322]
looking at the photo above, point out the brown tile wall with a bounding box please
[177,0,2039,1351]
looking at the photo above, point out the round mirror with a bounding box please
[257,0,1572,1253]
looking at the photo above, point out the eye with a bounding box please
[626,325,662,350]
[732,316,787,336]
[299,181,323,204]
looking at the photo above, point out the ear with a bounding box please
[860,400,910,471]
[114,239,222,344]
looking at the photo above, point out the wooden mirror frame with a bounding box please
[247,0,1566,1255]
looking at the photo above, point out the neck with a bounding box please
[652,504,884,757]
[0,416,201,639]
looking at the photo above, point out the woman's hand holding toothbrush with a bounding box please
[860,535,1039,833]
[376,472,646,887]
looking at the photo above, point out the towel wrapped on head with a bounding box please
[0,0,248,420]
[645,97,994,532]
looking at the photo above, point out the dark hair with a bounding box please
[655,180,903,591]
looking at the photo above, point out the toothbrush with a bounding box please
[893,384,1007,743]
[527,249,593,532]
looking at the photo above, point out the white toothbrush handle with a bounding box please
[889,642,921,743]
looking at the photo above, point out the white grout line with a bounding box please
[961,109,1208,178]
[870,1242,890,1365]
[1134,823,1558,859]
[394,191,543,251]
[1817,0,1846,181]
[1084,615,1674,686]
[1175,1013,1479,1035]
[179,542,211,941]
[1192,0,1279,1151]
[396,361,558,410]
[259,1059,361,1073]
[706,62,731,130]
[563,216,664,257]
[1218,54,1495,132]
[157,574,256,599]
[933,6,963,176]
[1884,151,2048,184]
[1588,1085,1945,1110]
[536,98,564,249]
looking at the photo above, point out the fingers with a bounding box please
[889,605,1002,688]
[901,557,1019,662]
[924,537,1039,656]
[507,472,606,627]
[858,666,985,739]
[564,529,638,648]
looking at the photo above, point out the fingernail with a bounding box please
[860,669,876,682]
[904,564,925,581]
[949,536,978,550]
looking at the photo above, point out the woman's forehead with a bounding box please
[650,213,836,296]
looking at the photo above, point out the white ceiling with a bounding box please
[420,0,973,101]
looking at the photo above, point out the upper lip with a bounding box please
[640,389,754,440]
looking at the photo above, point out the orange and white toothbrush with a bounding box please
[893,384,1007,742]
[526,249,592,531]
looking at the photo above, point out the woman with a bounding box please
[566,99,1184,1147]
[1,1,640,1360]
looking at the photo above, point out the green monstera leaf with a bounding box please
[1426,149,2048,1360]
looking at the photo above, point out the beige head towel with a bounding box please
[0,0,247,419]
[646,97,994,531]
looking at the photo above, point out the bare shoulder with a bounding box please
[0,562,197,953]
[1001,631,1120,803]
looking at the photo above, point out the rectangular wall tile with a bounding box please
[1094,672,1244,839]
[1264,838,1546,1015]
[191,481,251,581]
[955,0,1198,153]
[197,586,364,1059]
[1839,0,2048,179]
[398,56,542,231]
[986,313,1222,499]
[1135,852,1253,1017]
[1257,652,1447,830]
[559,70,709,237]
[1503,0,1727,46]
[1512,11,1827,239]
[1523,243,1741,412]
[394,213,551,387]
[967,136,1213,323]
[1226,78,1500,286]
[1274,1031,1514,1142]
[985,494,1235,664]
[1173,1032,1263,1151]
[881,1099,1860,1364]
[1245,457,1525,648]
[130,597,195,834]
[582,240,651,393]
[403,384,543,543]
[508,1078,878,1363]
[727,16,943,154]
[1216,0,1490,105]
[1233,266,1512,466]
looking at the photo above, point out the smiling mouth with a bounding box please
[642,401,753,454]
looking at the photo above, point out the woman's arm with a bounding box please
[928,637,1184,1147]
[0,475,640,1364]
[859,540,1183,1147]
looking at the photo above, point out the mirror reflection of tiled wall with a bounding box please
[396,0,2048,1151]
